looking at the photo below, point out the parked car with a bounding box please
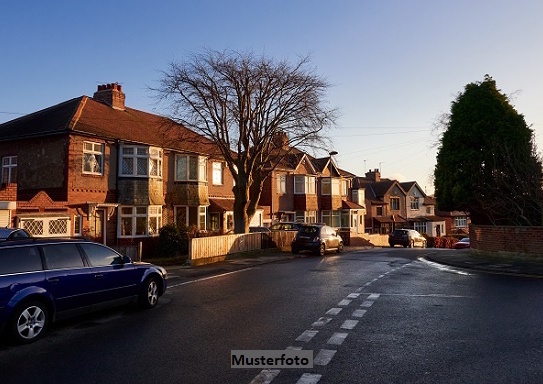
[0,227,31,241]
[291,224,344,256]
[249,226,271,233]
[269,222,302,231]
[453,237,470,249]
[0,238,167,344]
[388,229,427,248]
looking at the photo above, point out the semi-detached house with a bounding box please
[0,83,259,247]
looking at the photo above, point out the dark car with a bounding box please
[269,222,302,231]
[0,238,167,344]
[389,229,427,248]
[0,227,31,241]
[453,237,470,249]
[249,226,271,233]
[291,224,344,256]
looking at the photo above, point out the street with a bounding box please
[1,248,543,384]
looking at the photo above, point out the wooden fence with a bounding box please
[189,231,297,266]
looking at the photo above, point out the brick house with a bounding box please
[259,143,365,234]
[0,83,253,246]
[399,182,445,237]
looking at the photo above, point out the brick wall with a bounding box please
[470,225,543,261]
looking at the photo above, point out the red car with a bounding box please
[453,237,470,249]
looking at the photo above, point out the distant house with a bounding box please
[0,83,247,247]
[435,208,471,236]
[400,182,445,237]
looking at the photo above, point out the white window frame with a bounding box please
[19,216,70,237]
[175,154,207,182]
[120,145,163,178]
[118,206,162,238]
[2,155,17,183]
[294,176,316,195]
[174,205,207,231]
[411,196,420,210]
[212,162,223,185]
[390,197,400,211]
[341,179,348,196]
[455,216,468,228]
[73,214,82,236]
[277,174,286,194]
[82,141,104,175]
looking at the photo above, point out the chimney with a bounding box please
[93,83,125,110]
[272,132,289,149]
[365,168,381,182]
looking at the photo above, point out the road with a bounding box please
[1,248,543,384]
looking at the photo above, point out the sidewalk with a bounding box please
[425,250,543,277]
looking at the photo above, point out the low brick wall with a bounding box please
[470,225,543,261]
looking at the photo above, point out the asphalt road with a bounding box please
[1,248,543,384]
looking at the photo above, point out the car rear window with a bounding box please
[299,226,318,234]
[42,244,85,270]
[0,246,42,275]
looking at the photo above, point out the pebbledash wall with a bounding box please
[470,225,543,261]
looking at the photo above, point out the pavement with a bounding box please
[164,246,543,281]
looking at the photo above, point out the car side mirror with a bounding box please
[123,255,132,264]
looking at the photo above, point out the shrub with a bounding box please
[156,224,190,261]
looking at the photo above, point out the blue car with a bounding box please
[0,238,167,344]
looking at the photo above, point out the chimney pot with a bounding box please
[93,82,126,111]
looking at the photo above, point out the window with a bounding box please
[0,246,41,275]
[411,196,420,210]
[277,174,286,194]
[209,213,220,231]
[322,210,341,227]
[212,162,223,185]
[83,142,103,175]
[176,154,207,182]
[341,180,348,196]
[455,216,467,228]
[414,222,426,234]
[321,178,331,195]
[73,215,82,236]
[2,155,17,183]
[294,176,316,195]
[20,217,70,237]
[175,206,207,231]
[332,179,340,196]
[120,145,162,178]
[81,243,123,267]
[376,206,384,216]
[390,197,400,211]
[119,206,162,238]
[42,244,85,269]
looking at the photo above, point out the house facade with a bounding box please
[0,83,251,247]
[400,182,446,237]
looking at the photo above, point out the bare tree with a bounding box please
[155,50,337,233]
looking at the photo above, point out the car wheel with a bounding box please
[337,242,344,253]
[318,243,326,256]
[139,277,159,309]
[10,301,49,344]
[409,240,414,248]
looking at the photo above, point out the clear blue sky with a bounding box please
[2,1,543,194]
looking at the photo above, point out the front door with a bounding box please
[93,209,105,244]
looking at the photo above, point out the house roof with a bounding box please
[342,200,365,210]
[0,96,222,157]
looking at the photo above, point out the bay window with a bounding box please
[119,206,162,238]
[176,154,207,182]
[120,145,162,178]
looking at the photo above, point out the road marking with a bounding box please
[338,299,351,306]
[296,373,322,384]
[361,300,374,308]
[347,293,361,299]
[368,293,380,300]
[314,349,337,365]
[296,330,319,342]
[327,332,348,345]
[312,317,332,327]
[419,257,473,275]
[168,267,254,288]
[326,307,343,315]
[352,309,367,318]
[286,346,302,350]
[250,369,280,384]
[340,319,359,330]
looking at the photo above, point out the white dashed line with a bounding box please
[340,319,359,330]
[314,349,337,365]
[249,369,280,384]
[326,307,343,315]
[347,293,361,299]
[312,317,332,327]
[327,332,348,345]
[360,300,374,308]
[296,330,319,342]
[338,299,351,306]
[352,309,367,318]
[296,373,322,384]
[367,293,381,300]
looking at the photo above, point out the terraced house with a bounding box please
[0,83,255,247]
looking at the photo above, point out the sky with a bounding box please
[1,1,543,195]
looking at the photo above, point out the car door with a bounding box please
[79,243,141,302]
[42,243,97,314]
